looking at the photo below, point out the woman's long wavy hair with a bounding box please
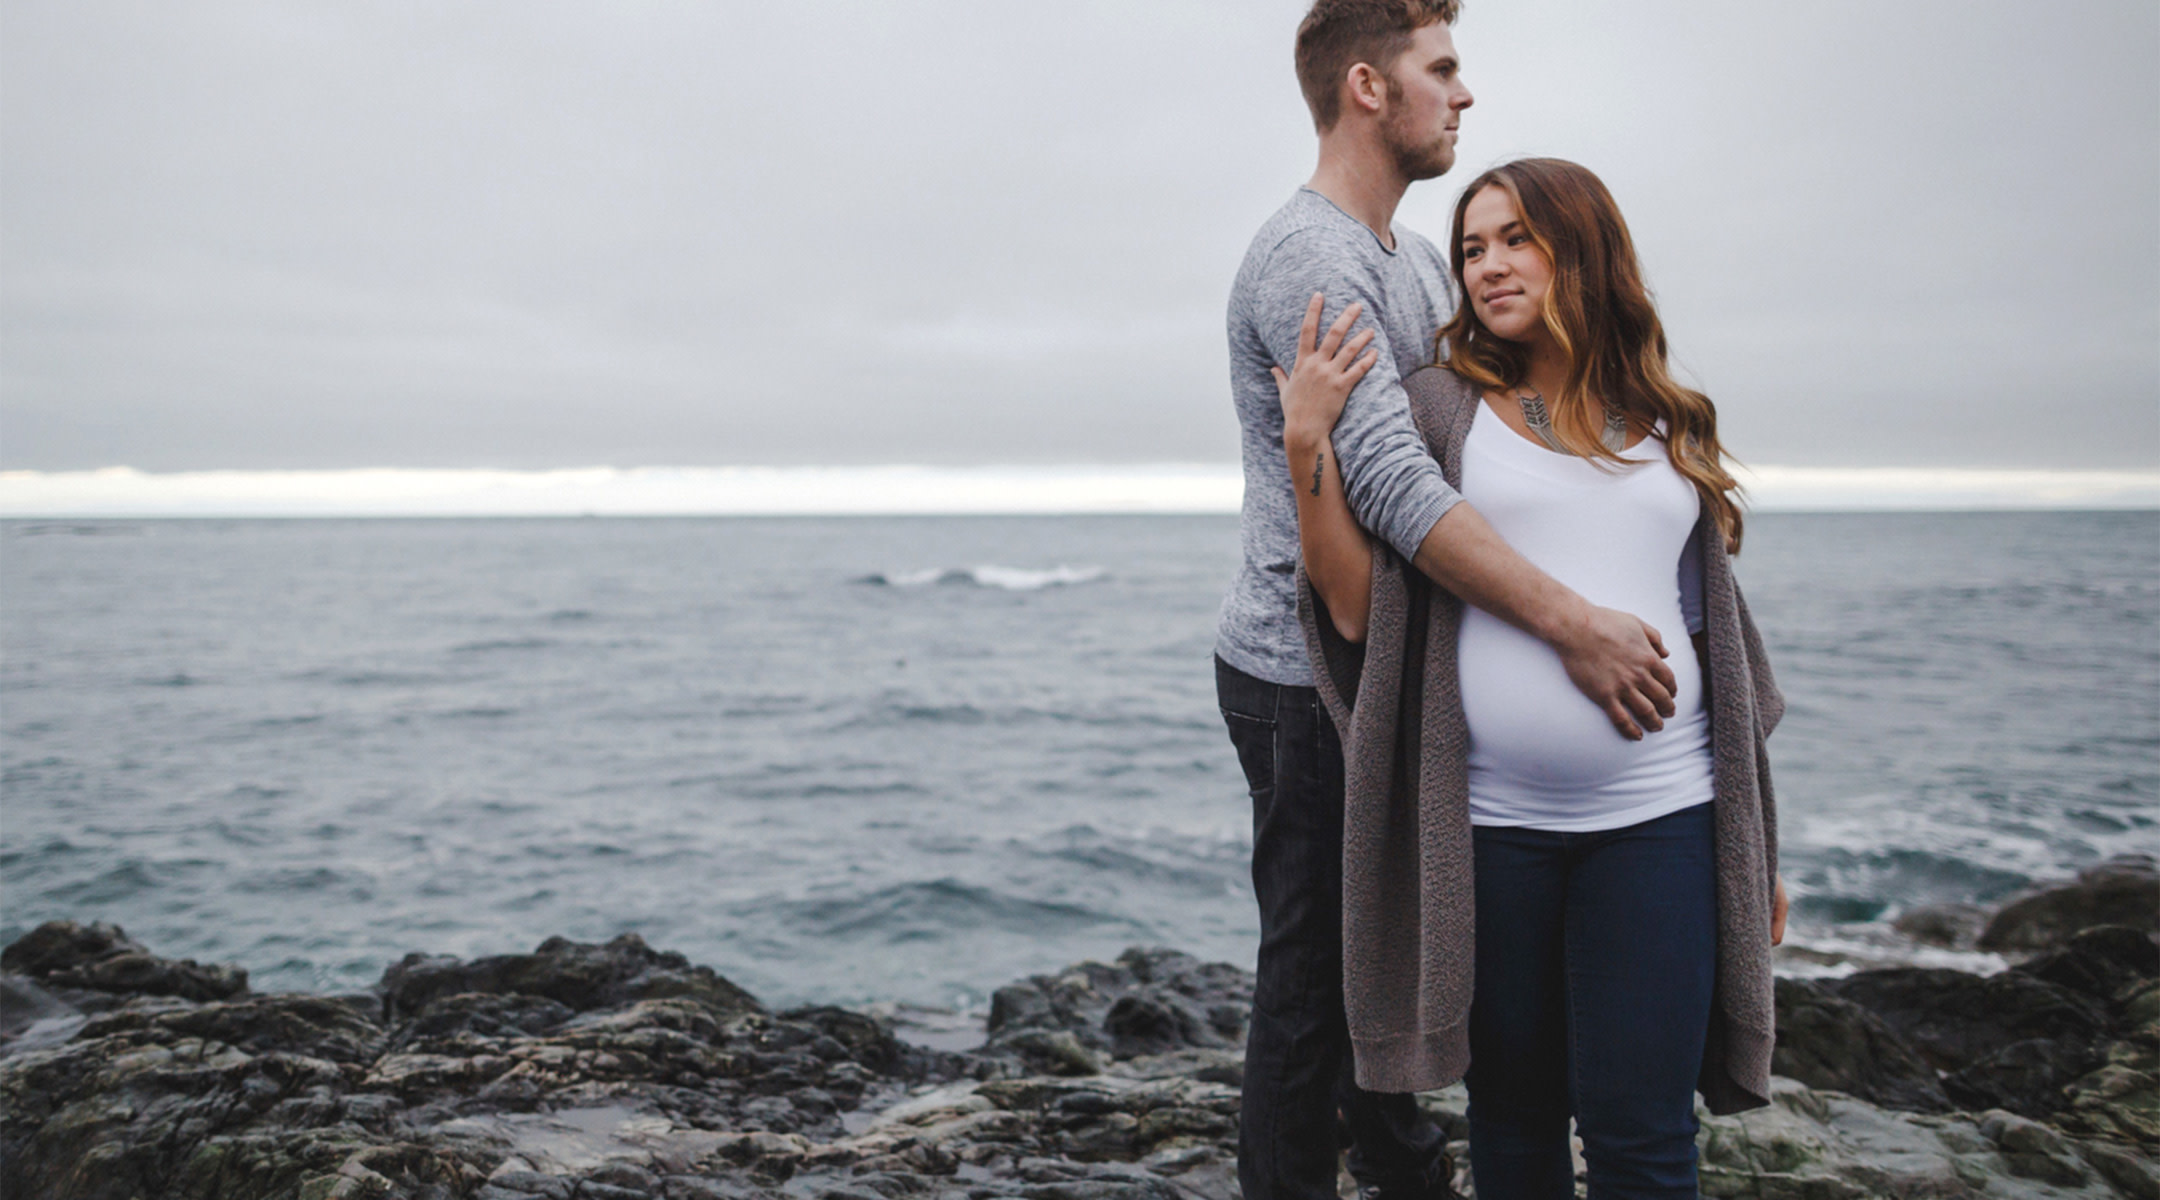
[1438,157,1745,552]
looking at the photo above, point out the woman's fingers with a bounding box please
[1298,293,1325,358]
[1346,349,1378,383]
[1317,301,1363,360]
[1337,328,1376,366]
[1269,366,1289,397]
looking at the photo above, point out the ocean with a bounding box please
[2,512,2154,1014]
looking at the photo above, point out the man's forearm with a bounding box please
[1408,502,1588,642]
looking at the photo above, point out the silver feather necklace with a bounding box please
[1515,389,1628,453]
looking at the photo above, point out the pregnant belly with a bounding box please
[1458,608,1642,788]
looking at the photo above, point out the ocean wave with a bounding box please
[13,523,142,537]
[1775,927,2010,980]
[856,565,1105,591]
[761,878,1139,941]
[451,637,555,653]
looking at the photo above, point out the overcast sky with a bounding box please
[3,0,2155,473]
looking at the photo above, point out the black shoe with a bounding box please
[1355,1152,1465,1200]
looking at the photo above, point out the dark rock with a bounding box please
[1,919,248,1002]
[396,991,577,1048]
[15,924,2155,1200]
[1103,992,1206,1060]
[81,992,386,1065]
[0,973,87,1055]
[380,933,763,1020]
[2078,1138,2160,1199]
[0,919,141,976]
[1945,1037,2101,1116]
[996,1029,1106,1076]
[1979,854,2160,952]
[1833,966,2107,1071]
[2012,923,2160,1002]
[778,1006,904,1075]
[988,983,1055,1034]
[2053,975,2160,1147]
[980,948,1250,1071]
[1769,977,1949,1112]
[1889,902,1989,950]
[1977,1110,2091,1188]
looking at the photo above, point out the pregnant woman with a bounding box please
[1273,158,1789,1200]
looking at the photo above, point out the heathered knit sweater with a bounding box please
[1297,365,1783,1115]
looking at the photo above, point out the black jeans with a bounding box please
[1217,656,1446,1200]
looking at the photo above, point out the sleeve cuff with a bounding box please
[1382,485,1463,562]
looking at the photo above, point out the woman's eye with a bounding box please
[1507,234,1528,246]
[1463,246,1482,259]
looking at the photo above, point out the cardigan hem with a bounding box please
[1702,1026,1776,1115]
[1350,1024,1470,1094]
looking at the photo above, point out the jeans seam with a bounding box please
[1562,838,1585,1152]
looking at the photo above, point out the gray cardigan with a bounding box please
[1297,365,1783,1115]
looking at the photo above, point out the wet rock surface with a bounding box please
[1980,857,2160,954]
[5,885,2155,1200]
[2,929,1253,1200]
[1768,919,2159,1143]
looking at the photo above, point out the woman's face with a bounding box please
[1460,184,1552,346]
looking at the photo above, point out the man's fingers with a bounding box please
[1639,620,1668,658]
[1604,700,1644,742]
[1634,618,1677,713]
[1634,669,1676,719]
[1299,293,1324,357]
[1622,685,1665,734]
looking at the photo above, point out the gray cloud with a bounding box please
[3,0,2154,470]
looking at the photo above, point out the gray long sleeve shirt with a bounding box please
[1216,188,1463,687]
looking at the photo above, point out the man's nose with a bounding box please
[1455,83,1474,110]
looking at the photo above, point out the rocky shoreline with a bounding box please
[3,856,2153,1200]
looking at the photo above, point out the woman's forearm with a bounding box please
[1286,428,1373,642]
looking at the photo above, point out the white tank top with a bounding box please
[1458,401,1714,831]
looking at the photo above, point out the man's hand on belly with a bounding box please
[1553,605,1677,741]
[1412,502,1678,741]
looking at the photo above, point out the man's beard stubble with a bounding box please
[1381,74,1454,182]
[1384,114,1454,182]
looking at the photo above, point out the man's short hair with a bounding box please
[1295,0,1461,131]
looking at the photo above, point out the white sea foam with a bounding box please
[0,463,2154,517]
[866,565,1105,590]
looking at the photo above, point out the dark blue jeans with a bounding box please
[1465,801,1717,1200]
[1217,656,1447,1200]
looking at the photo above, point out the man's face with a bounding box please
[1380,22,1473,182]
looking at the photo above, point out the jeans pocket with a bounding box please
[1220,709,1278,804]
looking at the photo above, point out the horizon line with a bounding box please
[1,462,2155,518]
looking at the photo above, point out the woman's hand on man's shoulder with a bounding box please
[1274,292,1377,452]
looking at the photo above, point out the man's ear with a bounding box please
[1343,61,1387,118]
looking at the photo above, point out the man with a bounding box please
[1215,3,1680,1197]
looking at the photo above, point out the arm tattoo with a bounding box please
[1310,451,1324,497]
